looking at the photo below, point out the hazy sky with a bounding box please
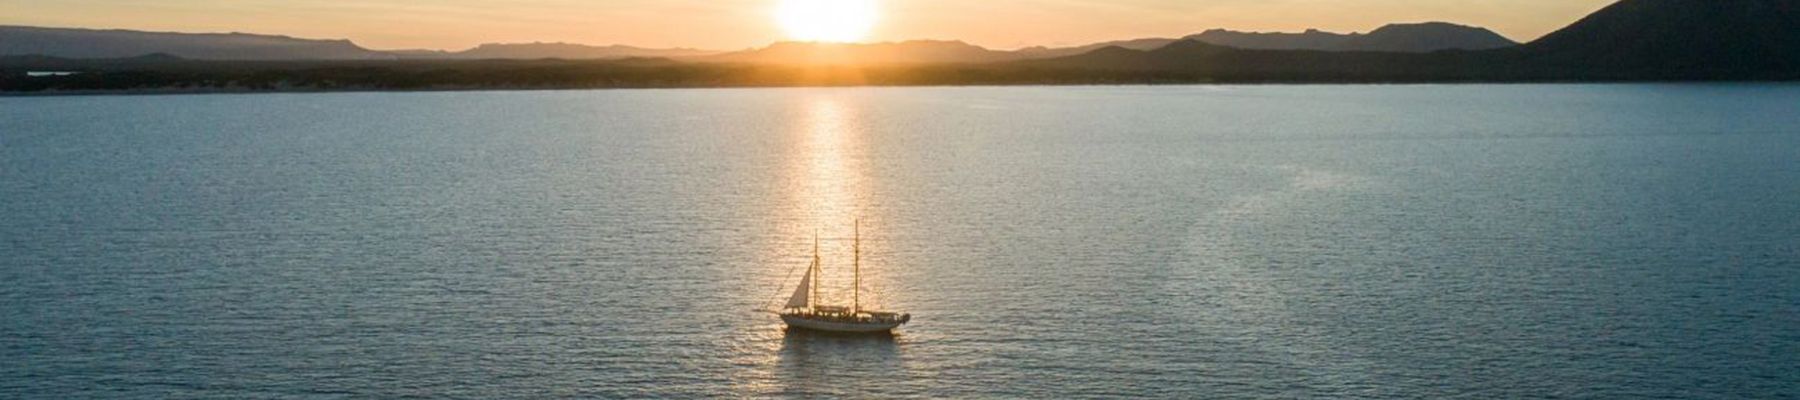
[1,0,1618,50]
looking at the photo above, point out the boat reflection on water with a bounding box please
[774,326,904,394]
[779,328,901,364]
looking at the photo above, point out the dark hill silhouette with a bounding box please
[9,0,1800,92]
[1186,23,1517,52]
[1034,0,1800,80]
[0,25,393,60]
[705,40,1016,64]
[0,26,716,61]
[1186,29,1351,51]
[705,23,1520,65]
[1521,0,1800,78]
[1023,40,1500,81]
[1012,38,1181,59]
[0,22,1518,65]
[1347,23,1519,52]
[424,42,716,60]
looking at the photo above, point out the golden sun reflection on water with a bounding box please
[776,95,898,311]
[727,94,908,396]
[792,96,866,227]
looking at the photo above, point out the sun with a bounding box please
[776,0,879,43]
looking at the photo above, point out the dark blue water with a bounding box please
[3,85,1798,398]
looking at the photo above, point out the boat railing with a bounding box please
[782,309,910,323]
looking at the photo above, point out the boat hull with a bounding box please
[781,314,905,333]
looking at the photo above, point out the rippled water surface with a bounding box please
[3,85,1798,398]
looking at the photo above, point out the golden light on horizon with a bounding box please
[775,0,880,43]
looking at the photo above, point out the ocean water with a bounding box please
[2,85,1797,399]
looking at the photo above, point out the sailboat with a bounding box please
[777,221,911,333]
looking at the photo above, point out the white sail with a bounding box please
[784,268,812,309]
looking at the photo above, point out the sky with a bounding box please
[0,0,1619,51]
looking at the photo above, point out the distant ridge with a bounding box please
[0,21,1520,64]
[700,23,1517,65]
[1012,38,1182,59]
[0,26,719,61]
[1187,22,1519,53]
[0,25,393,60]
[9,0,1800,92]
[1030,0,1800,80]
[706,40,1017,64]
[415,42,717,60]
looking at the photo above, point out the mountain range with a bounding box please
[1,22,1520,64]
[1031,0,1800,80]
[5,0,1800,91]
[1187,22,1517,52]
[393,42,717,60]
[0,25,392,60]
[0,26,718,61]
[705,40,1015,64]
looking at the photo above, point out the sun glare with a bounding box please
[776,0,879,43]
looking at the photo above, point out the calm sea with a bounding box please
[3,85,1797,399]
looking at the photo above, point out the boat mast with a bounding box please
[811,232,820,312]
[853,219,860,314]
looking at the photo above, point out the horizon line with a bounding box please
[0,20,1537,53]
